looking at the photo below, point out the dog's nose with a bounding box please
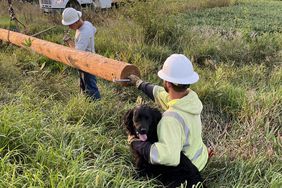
[139,128,147,135]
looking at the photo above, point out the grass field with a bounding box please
[0,0,281,187]
[182,1,282,32]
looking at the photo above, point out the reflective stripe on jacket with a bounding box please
[149,86,208,171]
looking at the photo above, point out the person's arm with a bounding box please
[130,117,183,166]
[128,75,156,101]
[149,117,183,166]
[138,82,156,101]
[128,75,171,110]
[130,140,152,162]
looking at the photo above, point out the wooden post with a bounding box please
[0,28,140,84]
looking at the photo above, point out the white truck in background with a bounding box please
[39,0,113,11]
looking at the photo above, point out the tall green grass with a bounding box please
[0,0,281,187]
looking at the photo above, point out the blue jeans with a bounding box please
[79,70,101,100]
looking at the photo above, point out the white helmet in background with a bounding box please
[62,8,82,26]
[158,54,199,84]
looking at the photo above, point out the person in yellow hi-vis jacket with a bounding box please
[128,54,208,187]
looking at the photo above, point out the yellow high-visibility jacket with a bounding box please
[149,86,208,171]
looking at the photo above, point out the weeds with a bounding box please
[0,0,281,187]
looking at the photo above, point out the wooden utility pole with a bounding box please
[0,28,140,84]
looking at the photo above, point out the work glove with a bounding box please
[128,74,143,88]
[63,35,71,42]
[63,32,71,43]
[63,31,74,47]
[131,140,152,162]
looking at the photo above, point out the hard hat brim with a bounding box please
[62,11,82,26]
[158,70,199,84]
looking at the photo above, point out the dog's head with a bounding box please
[123,105,162,142]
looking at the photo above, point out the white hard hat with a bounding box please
[62,8,82,26]
[158,54,199,84]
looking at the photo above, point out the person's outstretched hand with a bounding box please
[128,74,143,88]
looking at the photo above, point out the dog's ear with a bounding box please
[123,109,135,135]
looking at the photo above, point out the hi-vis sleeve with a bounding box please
[153,86,170,110]
[149,116,184,166]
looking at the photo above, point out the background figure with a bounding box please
[62,7,100,100]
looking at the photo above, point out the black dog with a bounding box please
[124,105,205,188]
